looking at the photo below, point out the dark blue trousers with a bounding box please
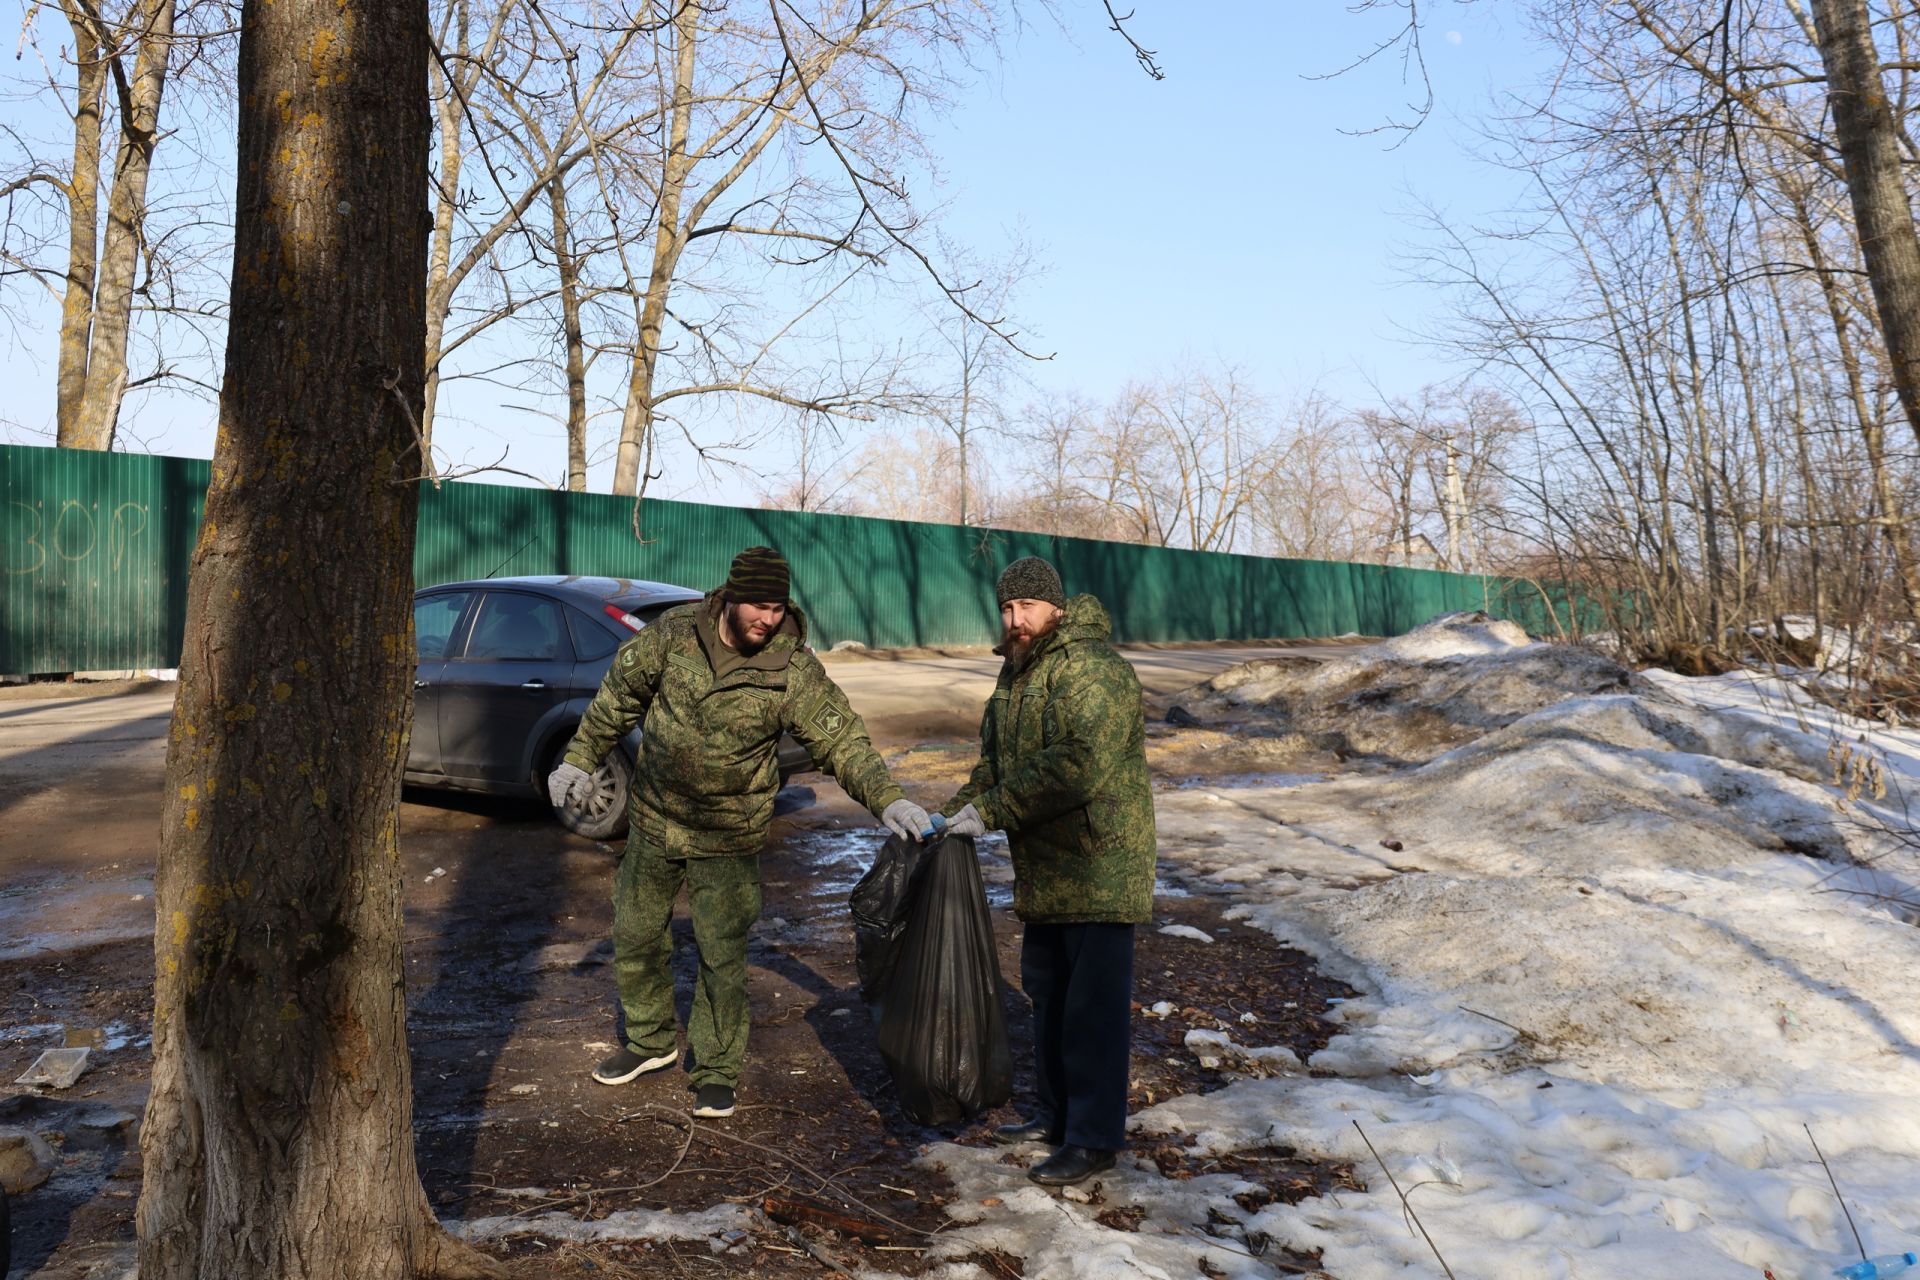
[1019,922,1135,1152]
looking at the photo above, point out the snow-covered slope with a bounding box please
[1133,619,1920,1279]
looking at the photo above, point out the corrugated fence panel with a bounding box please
[3,444,207,672]
[3,441,1575,672]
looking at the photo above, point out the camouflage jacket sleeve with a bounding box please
[972,657,1137,833]
[562,624,668,773]
[945,695,999,815]
[785,656,904,818]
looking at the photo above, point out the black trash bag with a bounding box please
[849,833,1013,1125]
[848,832,929,1002]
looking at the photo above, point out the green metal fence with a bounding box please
[4,441,1549,673]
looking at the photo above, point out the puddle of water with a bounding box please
[1,1022,64,1045]
[792,828,1014,908]
[99,1020,145,1053]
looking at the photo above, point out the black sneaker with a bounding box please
[592,1046,678,1085]
[692,1083,736,1118]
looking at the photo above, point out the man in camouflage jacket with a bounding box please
[551,547,929,1118]
[940,555,1155,1187]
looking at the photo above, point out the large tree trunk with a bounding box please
[550,176,589,492]
[137,2,498,1277]
[611,0,698,497]
[1809,0,1920,455]
[55,4,105,445]
[70,0,176,452]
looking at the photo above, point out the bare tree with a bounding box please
[416,0,649,476]
[138,2,499,1275]
[1806,0,1920,454]
[3,3,235,449]
[923,239,1040,524]
[1253,394,1380,561]
[762,410,870,514]
[582,0,1007,499]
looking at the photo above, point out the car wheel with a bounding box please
[551,747,631,841]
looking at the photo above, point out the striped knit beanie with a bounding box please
[723,546,791,604]
[996,556,1066,608]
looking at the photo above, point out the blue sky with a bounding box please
[922,1,1539,408]
[0,1,1547,501]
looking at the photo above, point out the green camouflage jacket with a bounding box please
[564,595,903,856]
[945,594,1156,924]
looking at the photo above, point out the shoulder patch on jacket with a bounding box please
[807,702,850,742]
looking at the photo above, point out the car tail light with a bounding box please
[604,604,645,632]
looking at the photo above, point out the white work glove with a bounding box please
[942,804,986,838]
[547,761,592,808]
[882,798,934,841]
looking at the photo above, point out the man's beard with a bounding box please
[725,604,776,655]
[1002,612,1061,665]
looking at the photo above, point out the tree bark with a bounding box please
[611,0,698,497]
[70,0,176,452]
[1809,0,1920,453]
[549,176,590,492]
[55,4,105,445]
[137,2,498,1276]
[420,4,468,482]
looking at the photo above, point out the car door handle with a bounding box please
[520,679,548,689]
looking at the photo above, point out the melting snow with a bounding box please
[447,615,1920,1277]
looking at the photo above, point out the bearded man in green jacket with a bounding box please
[939,556,1156,1187]
[550,547,930,1119]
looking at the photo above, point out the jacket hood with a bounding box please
[1058,593,1112,644]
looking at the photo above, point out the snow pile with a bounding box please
[1127,644,1920,1279]
[1192,611,1638,764]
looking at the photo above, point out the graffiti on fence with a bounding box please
[7,499,152,576]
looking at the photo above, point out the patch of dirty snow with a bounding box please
[919,1142,1286,1279]
[451,1202,755,1247]
[1137,641,1920,1278]
[1191,611,1638,764]
[1156,924,1213,943]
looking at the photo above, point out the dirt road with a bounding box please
[0,641,1357,1279]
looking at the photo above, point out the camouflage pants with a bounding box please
[612,836,763,1088]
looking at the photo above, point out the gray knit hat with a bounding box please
[995,556,1066,608]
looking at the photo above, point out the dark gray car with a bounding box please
[407,575,809,839]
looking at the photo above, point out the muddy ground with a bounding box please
[2,686,1356,1279]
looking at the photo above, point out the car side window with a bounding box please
[566,606,619,662]
[462,593,570,662]
[414,592,471,660]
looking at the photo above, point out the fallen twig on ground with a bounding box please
[763,1196,896,1244]
[1354,1121,1457,1280]
[1808,1124,1869,1263]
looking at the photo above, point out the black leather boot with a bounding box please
[1028,1144,1117,1186]
[991,1117,1061,1145]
